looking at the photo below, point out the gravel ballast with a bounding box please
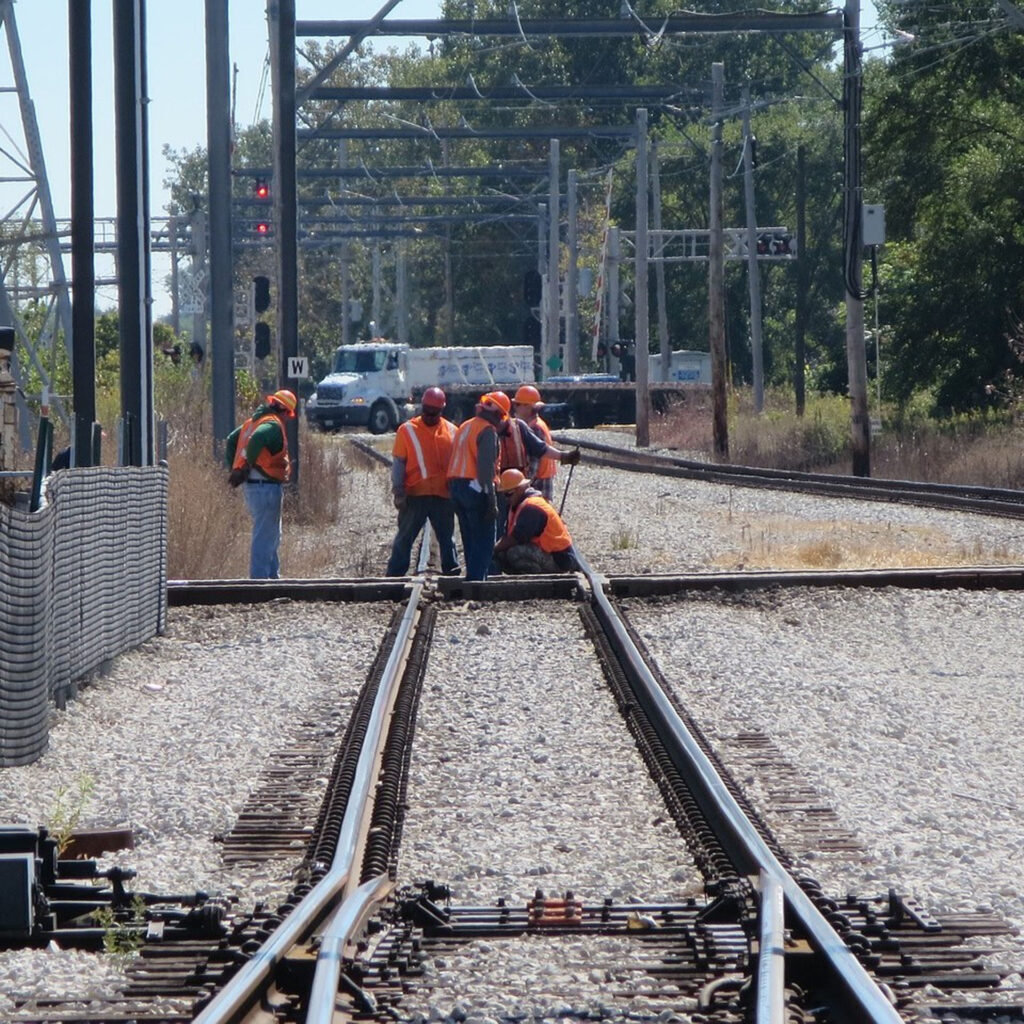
[2,433,1024,1020]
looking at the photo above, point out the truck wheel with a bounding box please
[368,401,396,434]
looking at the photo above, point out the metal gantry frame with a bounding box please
[0,0,73,446]
[261,1,867,468]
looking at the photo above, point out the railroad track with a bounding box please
[12,547,1020,1024]
[558,435,1024,520]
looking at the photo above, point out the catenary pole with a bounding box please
[269,0,300,483]
[844,0,870,475]
[651,139,669,381]
[69,0,96,466]
[113,0,153,466]
[742,86,765,413]
[545,139,560,379]
[634,108,650,448]
[709,63,729,460]
[566,169,579,374]
[206,0,234,453]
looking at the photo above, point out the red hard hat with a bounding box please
[514,385,542,406]
[422,386,446,410]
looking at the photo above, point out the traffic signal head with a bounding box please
[523,269,542,306]
[253,275,271,313]
[254,322,271,360]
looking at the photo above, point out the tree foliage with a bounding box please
[146,0,1024,416]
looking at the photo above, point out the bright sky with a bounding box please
[4,0,881,318]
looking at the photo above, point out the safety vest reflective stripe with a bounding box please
[532,416,556,480]
[232,413,289,481]
[396,417,456,493]
[398,421,429,482]
[511,493,573,552]
[499,420,529,473]
[447,416,491,480]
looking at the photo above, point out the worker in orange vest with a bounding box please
[225,389,297,579]
[385,387,460,577]
[447,391,509,580]
[492,468,581,574]
[510,384,579,502]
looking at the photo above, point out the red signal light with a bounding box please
[254,180,269,200]
[255,221,270,236]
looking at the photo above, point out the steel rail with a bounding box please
[576,552,903,1023]
[192,582,425,1024]
[561,435,1024,518]
[756,870,786,1024]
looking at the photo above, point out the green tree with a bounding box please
[865,1,1024,412]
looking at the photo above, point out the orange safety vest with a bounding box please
[394,416,456,498]
[530,415,557,480]
[499,419,531,474]
[508,493,573,552]
[232,412,290,482]
[447,415,496,482]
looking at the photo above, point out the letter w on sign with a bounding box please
[288,356,309,379]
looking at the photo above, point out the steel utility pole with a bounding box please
[709,63,729,460]
[545,139,560,379]
[206,0,234,452]
[742,86,765,413]
[651,140,669,380]
[338,141,351,348]
[69,0,96,466]
[844,0,870,476]
[634,107,650,448]
[269,0,300,483]
[113,0,153,466]
[565,168,579,374]
[795,144,807,416]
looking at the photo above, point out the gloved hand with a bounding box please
[484,492,498,522]
[228,465,250,488]
[393,492,406,511]
[562,447,581,467]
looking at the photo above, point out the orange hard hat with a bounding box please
[480,391,511,418]
[422,386,446,410]
[513,385,542,406]
[497,468,529,493]
[268,389,297,417]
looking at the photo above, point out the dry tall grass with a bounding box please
[655,389,1024,488]
[166,421,354,580]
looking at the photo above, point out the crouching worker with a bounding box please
[492,469,581,574]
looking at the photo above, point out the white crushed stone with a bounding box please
[396,603,702,1020]
[3,433,1024,1020]
[627,588,1024,1018]
[0,601,389,1006]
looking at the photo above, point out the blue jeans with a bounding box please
[243,481,283,578]
[449,478,495,581]
[385,495,460,577]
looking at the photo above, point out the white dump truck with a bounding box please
[305,342,533,433]
[305,340,710,433]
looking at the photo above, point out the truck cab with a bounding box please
[305,342,409,433]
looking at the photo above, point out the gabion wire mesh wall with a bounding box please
[0,467,168,766]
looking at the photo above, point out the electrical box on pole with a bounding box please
[862,205,885,247]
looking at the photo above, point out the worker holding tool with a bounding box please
[509,385,581,499]
[492,468,581,574]
[225,388,297,579]
[447,391,509,581]
[385,386,460,577]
